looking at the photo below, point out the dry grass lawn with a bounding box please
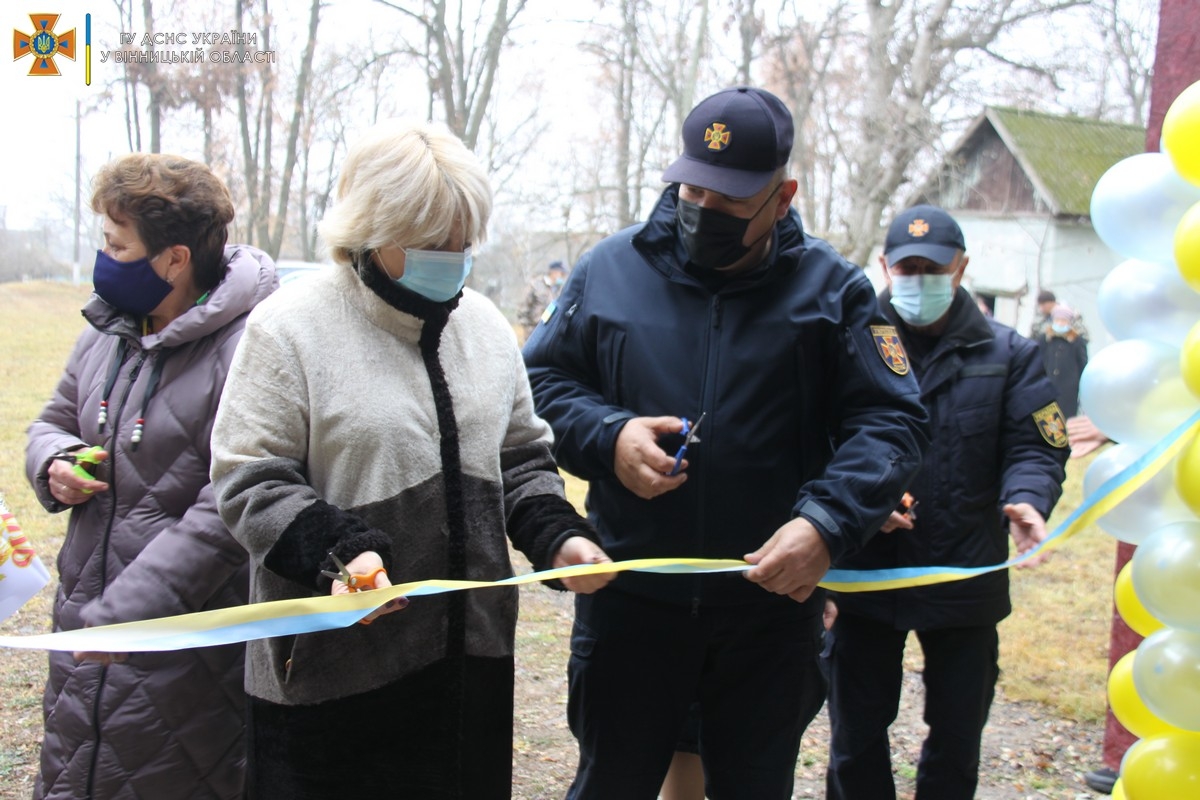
[0,281,1118,798]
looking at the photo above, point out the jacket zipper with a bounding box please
[690,296,724,610]
[85,350,144,798]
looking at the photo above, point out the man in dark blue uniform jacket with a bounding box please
[825,205,1070,800]
[522,86,930,800]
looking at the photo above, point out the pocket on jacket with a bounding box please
[602,329,627,408]
[955,402,1000,500]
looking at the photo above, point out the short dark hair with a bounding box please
[1037,289,1056,304]
[90,153,235,291]
[548,260,566,272]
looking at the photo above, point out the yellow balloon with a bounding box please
[1115,562,1164,638]
[1164,81,1200,187]
[1109,651,1188,739]
[1112,777,1126,800]
[1183,319,1200,400]
[1120,733,1200,799]
[1178,435,1200,518]
[1177,202,1200,293]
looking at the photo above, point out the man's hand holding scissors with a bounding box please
[613,416,694,499]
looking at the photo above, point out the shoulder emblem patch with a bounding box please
[871,325,909,375]
[1033,402,1069,448]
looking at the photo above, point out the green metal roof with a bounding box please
[986,106,1145,216]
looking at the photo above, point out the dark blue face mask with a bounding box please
[92,249,173,316]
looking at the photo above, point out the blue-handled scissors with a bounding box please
[668,412,706,476]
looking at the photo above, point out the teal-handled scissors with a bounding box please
[668,412,706,476]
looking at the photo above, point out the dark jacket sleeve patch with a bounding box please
[1033,402,1069,448]
[871,325,910,376]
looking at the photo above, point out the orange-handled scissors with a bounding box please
[320,552,386,592]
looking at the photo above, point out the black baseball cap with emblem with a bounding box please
[884,204,966,266]
[662,86,794,199]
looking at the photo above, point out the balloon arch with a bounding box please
[1085,80,1200,799]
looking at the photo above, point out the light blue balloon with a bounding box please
[1083,444,1196,544]
[1097,258,1200,347]
[1091,152,1200,263]
[1132,628,1200,732]
[1131,521,1200,633]
[1078,339,1196,446]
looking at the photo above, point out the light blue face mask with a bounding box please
[1052,322,1071,335]
[890,274,954,327]
[393,247,473,303]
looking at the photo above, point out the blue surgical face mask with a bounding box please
[393,247,472,303]
[890,274,954,327]
[92,249,173,316]
[1052,322,1071,334]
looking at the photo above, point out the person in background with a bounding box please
[974,291,995,318]
[1030,288,1057,337]
[1037,304,1089,418]
[524,85,928,800]
[518,259,568,339]
[210,119,612,799]
[825,204,1069,800]
[25,153,276,799]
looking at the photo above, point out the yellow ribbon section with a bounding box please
[2,410,1197,653]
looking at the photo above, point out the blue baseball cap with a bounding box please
[884,205,966,265]
[662,86,794,199]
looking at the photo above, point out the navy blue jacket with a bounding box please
[834,288,1069,629]
[523,187,929,607]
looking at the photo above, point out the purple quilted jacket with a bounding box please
[25,246,276,800]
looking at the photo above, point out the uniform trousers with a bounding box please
[826,612,999,800]
[565,586,826,800]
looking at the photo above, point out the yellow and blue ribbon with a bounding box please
[2,409,1197,653]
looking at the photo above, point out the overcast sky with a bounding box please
[0,0,604,239]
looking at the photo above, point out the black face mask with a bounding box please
[675,184,780,271]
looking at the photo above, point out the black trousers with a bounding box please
[246,655,514,800]
[825,613,1000,800]
[565,588,826,800]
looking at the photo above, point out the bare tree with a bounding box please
[1087,0,1156,125]
[762,1,851,237]
[234,0,323,259]
[766,0,1088,264]
[373,0,528,150]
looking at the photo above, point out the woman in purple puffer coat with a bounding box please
[25,153,276,800]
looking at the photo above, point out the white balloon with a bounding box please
[1078,339,1197,446]
[1091,152,1200,263]
[1132,628,1200,732]
[1083,444,1197,544]
[1097,259,1200,347]
[1131,521,1200,633]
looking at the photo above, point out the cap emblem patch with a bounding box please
[871,325,910,376]
[908,219,930,238]
[705,123,731,151]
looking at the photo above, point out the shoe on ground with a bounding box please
[1084,767,1117,794]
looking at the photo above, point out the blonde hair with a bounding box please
[319,120,492,266]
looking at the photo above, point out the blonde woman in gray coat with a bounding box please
[211,120,613,799]
[25,153,276,799]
